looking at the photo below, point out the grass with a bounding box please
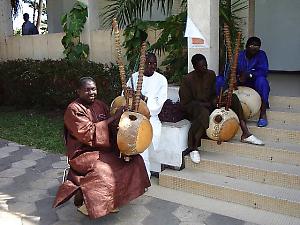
[0,107,65,154]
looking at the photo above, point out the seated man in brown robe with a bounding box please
[53,77,150,219]
[179,54,264,164]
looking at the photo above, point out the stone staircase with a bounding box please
[159,95,300,218]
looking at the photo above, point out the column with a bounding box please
[77,0,100,34]
[47,0,64,33]
[0,0,13,37]
[78,0,99,60]
[0,0,13,60]
[248,0,255,37]
[187,0,219,73]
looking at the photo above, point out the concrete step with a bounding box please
[185,152,300,189]
[236,121,300,145]
[159,169,300,218]
[148,177,300,225]
[168,88,300,110]
[269,96,300,111]
[250,110,300,126]
[201,138,300,166]
[167,89,300,110]
[269,105,300,114]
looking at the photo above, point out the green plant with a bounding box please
[61,1,89,60]
[0,59,121,110]
[123,19,153,71]
[102,0,247,82]
[13,28,22,36]
[219,0,248,72]
[122,14,187,83]
[150,11,187,83]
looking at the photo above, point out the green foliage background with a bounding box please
[123,11,187,83]
[0,59,121,153]
[0,59,121,110]
[61,1,89,60]
[102,0,247,83]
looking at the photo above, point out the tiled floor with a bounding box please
[0,139,257,225]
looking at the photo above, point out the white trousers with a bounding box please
[140,148,151,179]
[140,116,163,179]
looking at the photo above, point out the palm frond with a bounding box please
[101,0,140,28]
[156,0,174,15]
[180,0,187,9]
[101,0,175,29]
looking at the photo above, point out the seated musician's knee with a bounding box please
[231,94,239,103]
[255,76,270,92]
[196,108,210,125]
[231,94,241,108]
[201,107,210,118]
[230,94,245,120]
[216,75,225,95]
[92,161,110,174]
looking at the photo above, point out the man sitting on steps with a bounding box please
[179,54,264,164]
[216,36,270,127]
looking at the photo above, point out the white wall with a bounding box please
[0,33,65,60]
[255,0,300,71]
[0,30,163,64]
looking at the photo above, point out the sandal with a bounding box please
[241,135,264,146]
[111,208,120,213]
[257,118,268,127]
[77,204,88,216]
[190,150,201,164]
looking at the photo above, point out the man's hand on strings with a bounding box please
[114,106,126,119]
[216,95,227,108]
[238,72,248,83]
[125,88,148,102]
[125,88,134,98]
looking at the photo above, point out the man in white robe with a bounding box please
[126,53,168,178]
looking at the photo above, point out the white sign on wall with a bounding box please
[185,17,209,49]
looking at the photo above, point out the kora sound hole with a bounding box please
[214,115,223,123]
[129,115,137,121]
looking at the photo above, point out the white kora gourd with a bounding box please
[234,86,261,119]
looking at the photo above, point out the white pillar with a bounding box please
[47,0,64,33]
[0,0,13,37]
[248,0,255,37]
[187,0,219,73]
[84,0,100,32]
[0,0,13,60]
[78,0,99,60]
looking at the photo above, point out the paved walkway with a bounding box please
[0,139,257,225]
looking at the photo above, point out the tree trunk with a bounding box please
[32,0,36,23]
[36,0,43,30]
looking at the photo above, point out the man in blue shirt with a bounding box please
[217,37,270,127]
[22,13,39,35]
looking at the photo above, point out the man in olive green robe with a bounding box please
[179,54,264,163]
